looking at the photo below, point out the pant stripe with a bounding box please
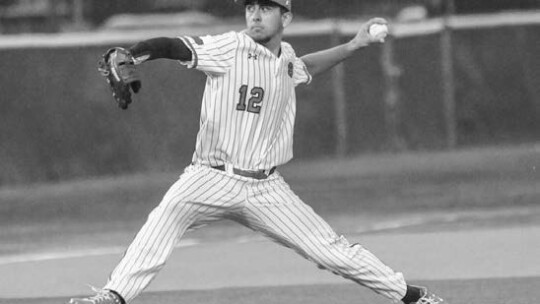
[107,168,245,301]
[111,171,214,297]
[258,181,360,275]
[115,170,209,275]
[271,180,406,300]
[127,169,243,296]
[248,181,363,287]
[243,177,406,302]
[111,171,205,279]
[252,181,337,258]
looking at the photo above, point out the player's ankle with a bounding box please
[106,289,126,304]
[401,285,423,304]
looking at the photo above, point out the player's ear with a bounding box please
[282,11,293,28]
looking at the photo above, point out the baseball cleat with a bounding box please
[67,286,124,304]
[413,286,446,304]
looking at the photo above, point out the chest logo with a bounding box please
[288,62,294,78]
[248,53,259,60]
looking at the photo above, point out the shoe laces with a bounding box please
[417,291,445,304]
[83,286,120,304]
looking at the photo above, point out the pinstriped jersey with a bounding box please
[179,31,312,171]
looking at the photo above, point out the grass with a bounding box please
[0,144,538,254]
[1,144,538,224]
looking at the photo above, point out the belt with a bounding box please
[211,164,276,180]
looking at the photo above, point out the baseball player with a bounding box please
[69,1,447,304]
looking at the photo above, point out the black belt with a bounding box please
[211,165,276,180]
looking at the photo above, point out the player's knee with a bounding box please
[305,235,364,273]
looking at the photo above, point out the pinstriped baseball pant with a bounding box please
[104,164,407,303]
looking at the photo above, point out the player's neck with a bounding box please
[259,35,283,57]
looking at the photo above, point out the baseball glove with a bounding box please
[98,47,141,109]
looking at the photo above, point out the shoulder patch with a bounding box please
[288,62,294,78]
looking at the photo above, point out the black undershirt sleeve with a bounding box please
[128,37,192,63]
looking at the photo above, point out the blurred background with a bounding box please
[1,0,540,33]
[0,0,539,185]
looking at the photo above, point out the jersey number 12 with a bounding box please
[236,85,265,114]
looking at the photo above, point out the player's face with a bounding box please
[245,3,291,44]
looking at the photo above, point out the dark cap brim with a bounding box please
[234,0,291,11]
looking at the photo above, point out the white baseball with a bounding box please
[368,23,388,39]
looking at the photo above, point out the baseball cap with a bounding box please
[235,0,292,12]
